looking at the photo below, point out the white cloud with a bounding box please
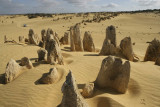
[101,3,119,8]
[133,0,160,6]
[36,0,59,7]
[63,0,97,6]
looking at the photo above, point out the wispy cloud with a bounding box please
[133,0,160,6]
[101,3,119,8]
[63,0,97,6]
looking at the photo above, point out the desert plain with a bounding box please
[0,12,160,107]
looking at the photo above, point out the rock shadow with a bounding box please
[32,60,48,67]
[83,54,99,56]
[96,97,124,107]
[0,73,5,84]
[61,47,71,52]
[128,78,141,96]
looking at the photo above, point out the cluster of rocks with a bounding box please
[81,13,119,24]
[5,57,33,84]
[70,24,95,52]
[40,28,63,65]
[144,39,160,65]
[59,55,130,107]
[99,25,137,62]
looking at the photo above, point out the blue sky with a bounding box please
[0,0,160,14]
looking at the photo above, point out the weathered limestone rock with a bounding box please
[37,48,47,61]
[20,57,33,69]
[155,57,160,66]
[99,40,117,55]
[106,25,116,47]
[120,37,134,61]
[40,67,59,84]
[95,56,130,93]
[53,34,60,47]
[41,29,46,42]
[47,39,64,65]
[144,39,160,61]
[70,26,75,51]
[55,32,60,40]
[81,83,94,98]
[62,32,70,45]
[60,71,89,107]
[39,41,45,48]
[99,25,117,55]
[45,29,61,50]
[28,29,40,45]
[19,36,25,43]
[83,31,95,52]
[5,59,21,83]
[70,24,84,51]
[4,35,7,43]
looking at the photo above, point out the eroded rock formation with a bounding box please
[5,59,21,83]
[40,67,59,84]
[70,24,84,51]
[83,31,95,52]
[37,48,47,61]
[47,39,63,65]
[59,71,89,107]
[120,37,134,61]
[28,29,40,45]
[19,36,25,43]
[144,39,160,61]
[99,25,117,55]
[95,56,130,93]
[20,57,33,69]
[81,83,94,98]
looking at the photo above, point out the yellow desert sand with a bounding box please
[0,12,160,107]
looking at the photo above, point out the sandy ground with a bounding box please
[0,13,160,107]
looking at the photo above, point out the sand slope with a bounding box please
[0,13,160,107]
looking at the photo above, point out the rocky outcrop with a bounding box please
[106,25,116,47]
[19,36,25,43]
[70,24,84,51]
[120,37,134,61]
[144,39,160,61]
[40,67,59,84]
[83,31,95,52]
[41,29,46,42]
[99,25,117,55]
[95,56,130,93]
[20,57,33,69]
[47,39,64,65]
[28,29,40,45]
[37,48,47,61]
[5,59,21,83]
[59,71,89,107]
[99,40,117,55]
[155,57,160,66]
[60,32,70,45]
[81,83,94,98]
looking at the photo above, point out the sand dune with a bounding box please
[0,13,160,107]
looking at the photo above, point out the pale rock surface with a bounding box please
[5,59,21,83]
[95,56,130,93]
[59,71,89,107]
[83,31,95,52]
